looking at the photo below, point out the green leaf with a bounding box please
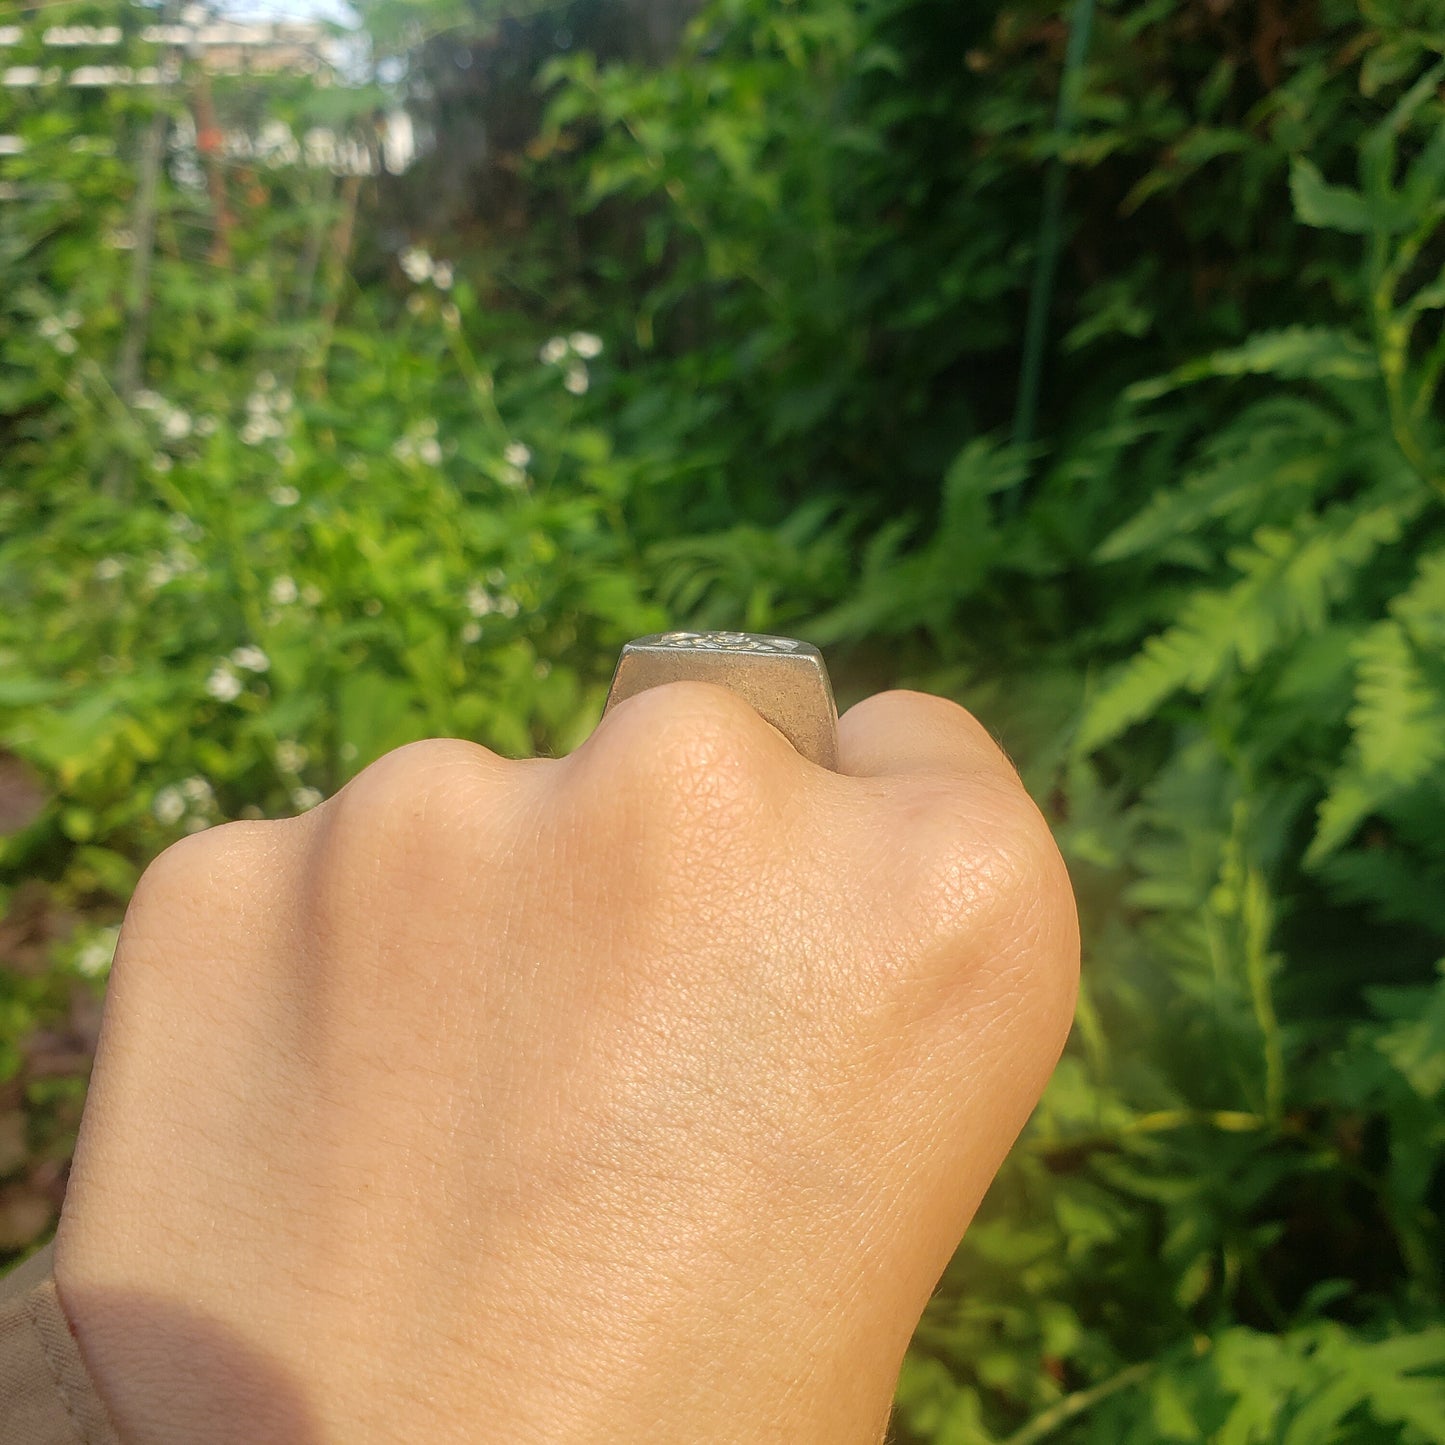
[1401,119,1445,213]
[1125,328,1378,403]
[335,670,427,775]
[1080,493,1420,752]
[1290,157,1387,234]
[1095,397,1348,563]
[0,676,69,708]
[1360,41,1427,99]
[1375,964,1445,1098]
[1310,551,1445,861]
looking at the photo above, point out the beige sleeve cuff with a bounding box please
[0,1241,121,1445]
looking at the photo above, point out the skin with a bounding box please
[53,683,1079,1444]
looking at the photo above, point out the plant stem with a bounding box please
[1001,1361,1154,1445]
[1011,0,1096,456]
[188,64,234,266]
[302,171,364,397]
[1371,227,1445,502]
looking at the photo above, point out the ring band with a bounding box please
[603,632,839,770]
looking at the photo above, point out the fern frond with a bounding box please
[1096,396,1351,563]
[1124,327,1379,405]
[1351,623,1445,782]
[1317,845,1445,934]
[1079,494,1420,752]
[1309,548,1445,862]
[1287,1324,1445,1445]
[1394,547,1445,641]
[810,439,1030,645]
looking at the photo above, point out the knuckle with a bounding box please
[897,776,1076,981]
[132,819,265,902]
[564,682,792,891]
[122,819,285,960]
[593,681,780,814]
[874,774,1078,1084]
[308,737,504,891]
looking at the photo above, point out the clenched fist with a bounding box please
[54,684,1078,1444]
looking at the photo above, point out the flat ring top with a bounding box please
[647,631,805,653]
[604,631,839,770]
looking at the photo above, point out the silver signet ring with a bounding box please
[603,631,840,771]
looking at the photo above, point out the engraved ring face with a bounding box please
[603,632,839,770]
[650,631,803,653]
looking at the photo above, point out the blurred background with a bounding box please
[2,0,1444,1438]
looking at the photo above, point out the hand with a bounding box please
[54,684,1078,1444]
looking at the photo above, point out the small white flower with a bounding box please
[276,740,309,772]
[132,389,164,411]
[466,584,495,617]
[54,333,78,355]
[206,666,242,702]
[273,390,293,414]
[291,786,324,811]
[406,293,427,316]
[153,786,186,824]
[95,557,123,580]
[485,567,507,586]
[270,484,300,507]
[230,645,270,673]
[500,464,526,488]
[151,453,172,473]
[39,316,64,339]
[75,926,120,979]
[270,575,299,605]
[241,419,268,446]
[184,816,210,833]
[400,246,432,283]
[504,442,531,468]
[61,310,81,330]
[431,261,453,290]
[162,409,192,439]
[300,583,323,607]
[460,620,482,644]
[563,363,589,395]
[539,336,568,365]
[108,227,136,249]
[418,436,443,466]
[195,414,218,436]
[181,775,214,805]
[568,331,603,358]
[147,560,174,587]
[498,595,520,618]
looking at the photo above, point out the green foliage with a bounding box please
[874,12,1445,1438]
[5,0,1445,1438]
[1,16,665,849]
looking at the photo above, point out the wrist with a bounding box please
[55,1209,901,1445]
